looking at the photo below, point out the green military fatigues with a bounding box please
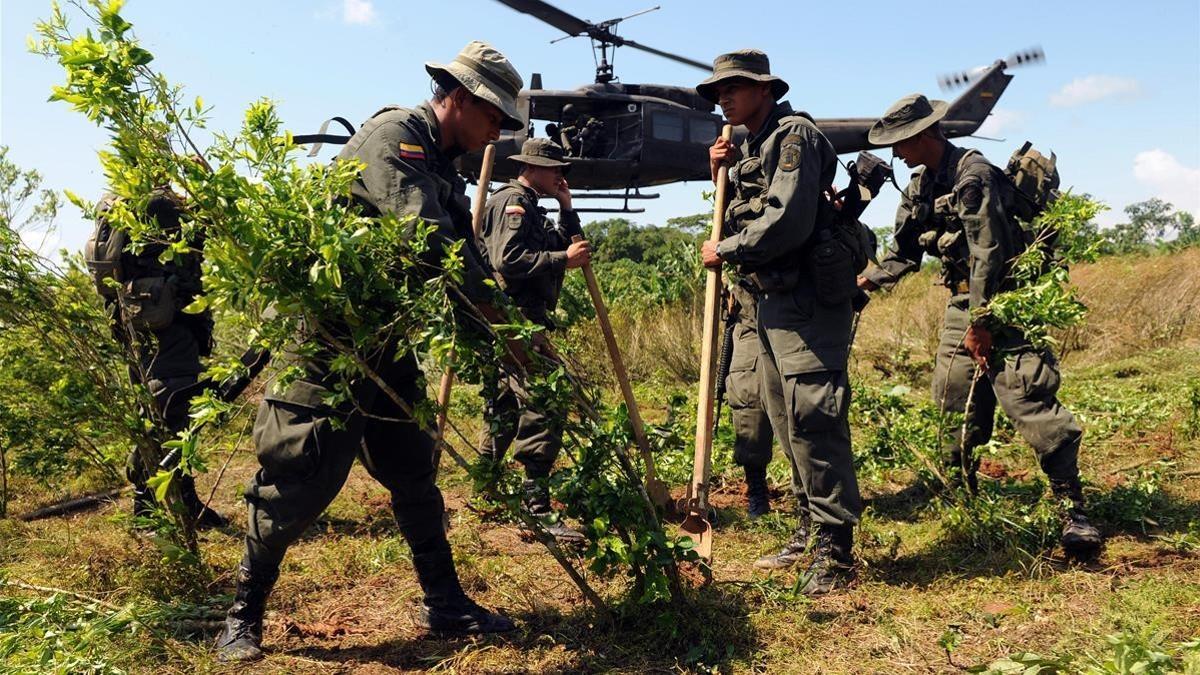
[863,142,1082,481]
[477,179,581,477]
[98,192,213,488]
[716,102,863,528]
[725,283,773,471]
[240,103,497,598]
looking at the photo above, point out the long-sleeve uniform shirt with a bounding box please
[270,102,497,408]
[478,180,582,328]
[862,142,1021,316]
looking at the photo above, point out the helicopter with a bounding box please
[297,0,1043,213]
[454,0,1045,212]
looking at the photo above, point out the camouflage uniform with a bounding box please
[477,175,582,478]
[725,284,773,473]
[95,190,220,524]
[217,41,524,662]
[698,50,862,588]
[862,143,1082,484]
[864,93,1101,556]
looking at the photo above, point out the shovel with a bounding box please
[433,143,496,479]
[681,124,733,564]
[571,234,671,509]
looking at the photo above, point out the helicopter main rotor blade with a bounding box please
[617,37,710,72]
[494,0,592,38]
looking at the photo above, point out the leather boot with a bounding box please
[754,510,812,569]
[744,466,771,520]
[1050,478,1103,558]
[797,524,857,596]
[178,474,229,530]
[412,548,515,634]
[215,562,278,662]
[521,478,585,544]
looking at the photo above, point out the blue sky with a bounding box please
[2,0,1198,254]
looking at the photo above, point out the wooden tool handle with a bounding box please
[572,234,658,482]
[690,124,734,511]
[472,143,497,237]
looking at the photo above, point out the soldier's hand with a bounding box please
[555,177,573,210]
[565,239,591,269]
[709,137,740,183]
[964,324,992,370]
[857,275,878,292]
[701,239,723,269]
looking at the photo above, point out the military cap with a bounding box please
[695,49,789,104]
[867,93,949,146]
[509,137,571,173]
[426,41,525,131]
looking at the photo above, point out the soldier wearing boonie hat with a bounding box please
[698,49,863,595]
[476,136,591,544]
[859,93,1103,559]
[215,41,523,664]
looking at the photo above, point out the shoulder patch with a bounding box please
[957,179,984,213]
[779,133,805,172]
[398,142,426,161]
[504,205,526,216]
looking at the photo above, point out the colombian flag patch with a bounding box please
[504,205,526,216]
[398,142,426,161]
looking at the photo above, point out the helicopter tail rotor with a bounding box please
[938,46,1045,91]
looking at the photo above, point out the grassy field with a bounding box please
[3,251,1199,673]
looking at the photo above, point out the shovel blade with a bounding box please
[680,512,713,562]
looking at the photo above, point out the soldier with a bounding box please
[216,42,525,662]
[859,93,1103,557]
[90,188,227,530]
[699,50,863,593]
[722,282,775,519]
[476,137,591,542]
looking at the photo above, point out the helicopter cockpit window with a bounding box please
[651,112,684,142]
[689,118,718,144]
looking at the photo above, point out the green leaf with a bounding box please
[181,297,208,314]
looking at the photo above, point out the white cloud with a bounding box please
[18,229,61,260]
[977,108,1024,138]
[1049,75,1141,107]
[342,0,377,25]
[1132,149,1200,217]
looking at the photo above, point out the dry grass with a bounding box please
[5,250,1200,673]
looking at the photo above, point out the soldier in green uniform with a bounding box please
[723,282,775,519]
[476,137,591,542]
[216,42,525,662]
[699,50,862,593]
[859,94,1103,557]
[91,189,227,530]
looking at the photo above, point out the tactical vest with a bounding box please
[725,113,856,303]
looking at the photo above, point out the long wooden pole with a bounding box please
[682,124,733,560]
[433,143,496,478]
[571,234,670,509]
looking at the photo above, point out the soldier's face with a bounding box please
[893,133,933,169]
[715,80,771,126]
[454,92,504,151]
[524,165,564,196]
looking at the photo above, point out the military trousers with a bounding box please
[480,373,562,478]
[933,295,1082,481]
[124,321,204,487]
[241,351,461,604]
[725,315,774,471]
[755,285,863,528]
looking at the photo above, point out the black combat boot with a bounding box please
[131,486,155,521]
[944,448,979,496]
[215,562,278,662]
[1050,478,1103,559]
[744,466,771,520]
[178,474,229,530]
[797,524,857,596]
[412,548,516,635]
[521,478,585,544]
[754,510,812,569]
